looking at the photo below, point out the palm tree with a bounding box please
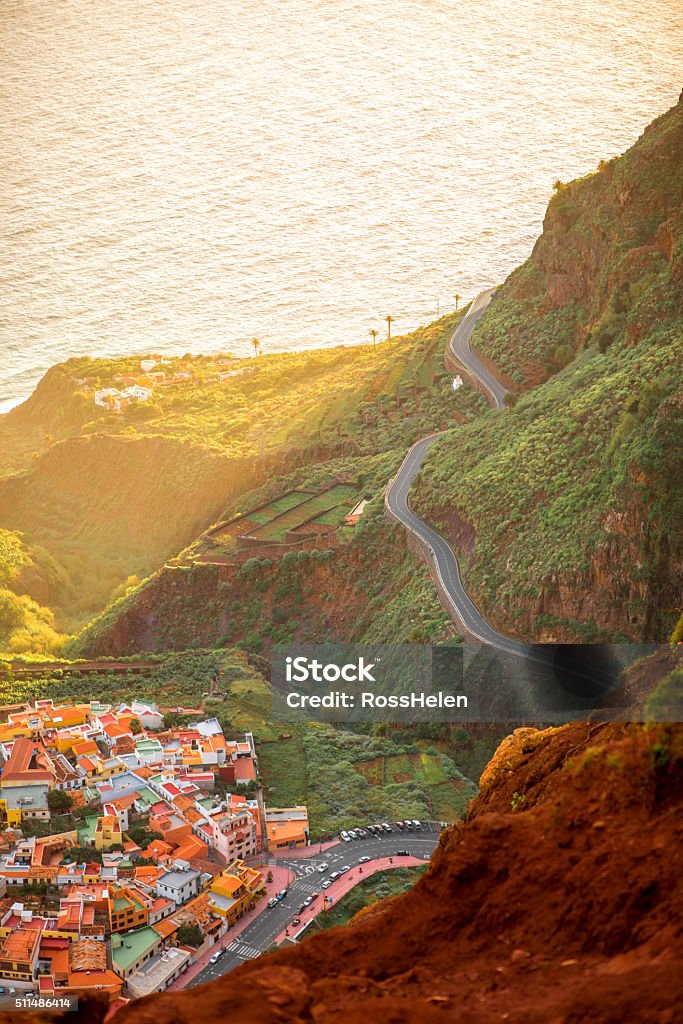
[385,315,394,344]
[251,338,262,357]
[369,329,379,349]
[454,293,461,311]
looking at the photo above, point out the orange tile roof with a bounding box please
[211,874,243,897]
[134,866,159,881]
[69,937,107,972]
[153,918,178,938]
[103,723,130,738]
[0,928,38,962]
[1,737,54,784]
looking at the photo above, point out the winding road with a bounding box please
[385,290,530,656]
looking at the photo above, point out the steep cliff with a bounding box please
[13,716,682,1024]
[413,95,683,641]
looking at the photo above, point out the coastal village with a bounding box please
[0,697,309,1007]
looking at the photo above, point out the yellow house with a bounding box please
[208,860,265,926]
[0,722,31,744]
[0,798,22,828]
[94,815,123,851]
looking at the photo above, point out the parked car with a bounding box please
[339,864,351,874]
[396,849,410,856]
[358,855,371,863]
[268,897,279,908]
[317,862,329,873]
[340,830,351,842]
[381,823,392,832]
[292,917,301,926]
[276,889,288,900]
[329,871,340,880]
[404,820,414,830]
[367,825,377,835]
[321,879,332,889]
[356,828,367,838]
[209,948,225,964]
[303,895,314,906]
[298,904,306,915]
[395,821,405,829]
[412,820,422,829]
[348,829,359,839]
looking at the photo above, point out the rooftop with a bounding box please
[111,926,161,972]
[126,946,191,998]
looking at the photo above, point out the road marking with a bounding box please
[227,941,262,959]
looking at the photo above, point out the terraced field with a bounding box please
[251,483,358,541]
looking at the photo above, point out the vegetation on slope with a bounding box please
[0,310,485,641]
[314,866,428,930]
[413,96,683,641]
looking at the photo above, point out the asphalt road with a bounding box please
[448,288,507,408]
[189,825,440,984]
[385,290,530,655]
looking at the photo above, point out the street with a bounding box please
[188,824,441,986]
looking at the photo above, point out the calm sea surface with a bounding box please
[1,0,681,410]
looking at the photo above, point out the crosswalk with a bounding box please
[227,940,261,960]
[295,879,321,894]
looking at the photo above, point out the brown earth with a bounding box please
[13,718,683,1024]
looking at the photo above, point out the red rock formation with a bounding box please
[9,719,682,1024]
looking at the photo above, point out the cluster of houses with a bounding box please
[0,698,309,1006]
[93,356,192,412]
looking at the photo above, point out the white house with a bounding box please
[120,385,153,402]
[94,388,123,409]
[140,358,157,372]
[155,862,201,906]
[130,701,164,731]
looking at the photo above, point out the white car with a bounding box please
[321,879,332,889]
[317,862,329,873]
[339,831,351,842]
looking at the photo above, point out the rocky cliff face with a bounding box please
[12,717,682,1024]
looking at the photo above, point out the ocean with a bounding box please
[1,0,681,410]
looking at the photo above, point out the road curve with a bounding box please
[385,290,529,656]
[188,828,440,984]
[448,287,507,408]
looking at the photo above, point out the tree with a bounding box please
[385,315,394,344]
[454,293,461,310]
[48,789,73,813]
[176,924,204,948]
[369,329,379,349]
[129,717,142,735]
[251,338,262,357]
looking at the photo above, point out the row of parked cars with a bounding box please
[339,820,425,841]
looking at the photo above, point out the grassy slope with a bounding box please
[314,866,428,930]
[413,97,683,641]
[0,312,485,639]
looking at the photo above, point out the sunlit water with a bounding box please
[1,0,681,409]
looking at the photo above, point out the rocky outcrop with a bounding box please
[11,718,683,1024]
